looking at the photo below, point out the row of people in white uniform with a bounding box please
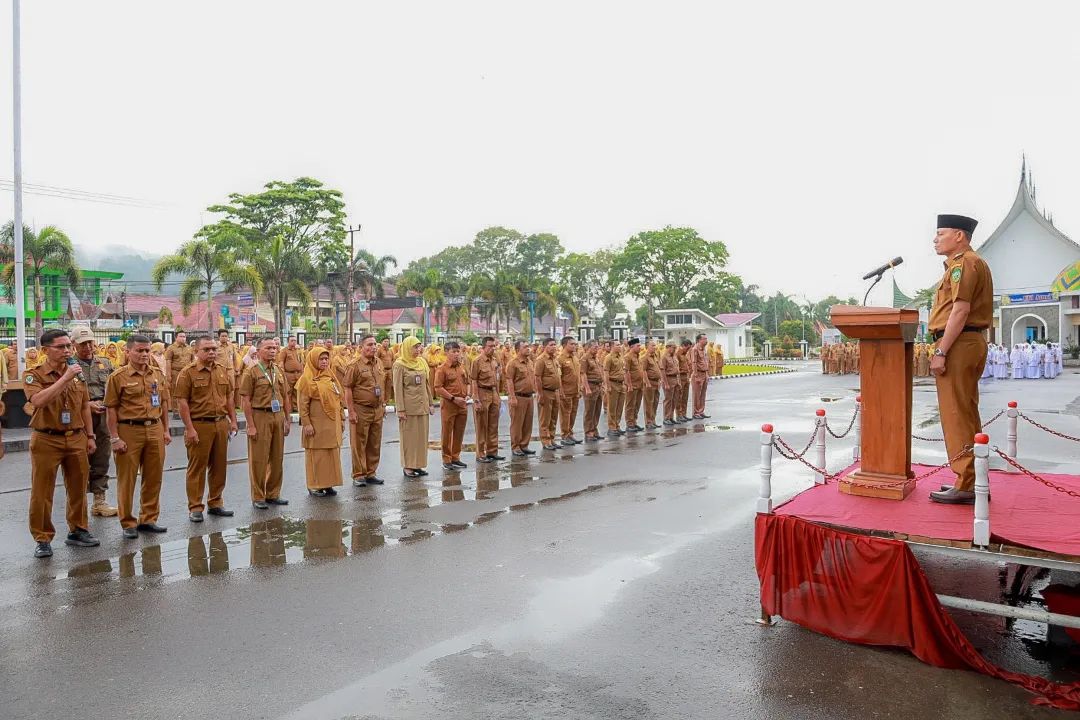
[981,342,1064,380]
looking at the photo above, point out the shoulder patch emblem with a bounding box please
[950,267,962,283]
[24,374,33,384]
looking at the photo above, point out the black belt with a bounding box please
[515,392,534,397]
[931,327,985,341]
[478,385,494,390]
[587,379,602,384]
[191,416,226,423]
[251,407,279,412]
[118,419,158,426]
[34,428,84,437]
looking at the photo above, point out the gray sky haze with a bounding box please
[2,0,1079,304]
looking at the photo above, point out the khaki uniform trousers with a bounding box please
[537,389,558,445]
[643,385,659,426]
[606,384,626,431]
[509,394,534,451]
[29,432,90,542]
[440,401,468,464]
[350,405,384,479]
[473,389,500,458]
[248,409,285,502]
[692,376,708,416]
[559,392,580,440]
[115,423,165,529]
[663,380,678,421]
[582,384,603,437]
[935,333,988,492]
[88,411,112,494]
[185,418,229,512]
[677,377,690,418]
[624,386,642,427]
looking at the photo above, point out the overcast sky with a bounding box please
[2,0,1079,305]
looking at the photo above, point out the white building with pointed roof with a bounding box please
[976,160,1080,348]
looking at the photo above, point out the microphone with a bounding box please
[861,256,903,280]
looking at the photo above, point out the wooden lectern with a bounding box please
[830,305,919,500]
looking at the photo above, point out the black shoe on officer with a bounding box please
[451,460,468,468]
[207,507,234,517]
[65,528,100,547]
[189,511,204,523]
[364,477,384,485]
[252,500,270,510]
[137,523,168,533]
[34,542,52,558]
[123,527,139,539]
[266,497,289,505]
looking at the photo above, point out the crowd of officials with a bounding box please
[12,327,722,558]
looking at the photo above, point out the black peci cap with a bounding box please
[627,338,640,347]
[937,214,978,234]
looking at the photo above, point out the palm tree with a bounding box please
[397,268,447,340]
[247,233,313,336]
[471,271,521,335]
[0,222,81,339]
[351,249,397,332]
[152,232,263,334]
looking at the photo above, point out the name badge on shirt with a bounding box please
[414,374,422,385]
[271,398,282,413]
[151,393,161,408]
[374,387,381,397]
[61,410,72,425]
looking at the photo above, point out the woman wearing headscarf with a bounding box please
[150,341,169,377]
[242,345,259,369]
[296,346,345,496]
[393,336,434,478]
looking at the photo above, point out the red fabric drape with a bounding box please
[755,513,1080,710]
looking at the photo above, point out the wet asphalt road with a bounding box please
[1,363,1078,719]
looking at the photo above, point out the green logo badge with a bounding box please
[950,267,962,283]
[24,374,33,384]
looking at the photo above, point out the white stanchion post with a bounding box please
[758,424,774,514]
[852,394,862,462]
[973,433,990,548]
[814,409,826,484]
[1006,401,1018,469]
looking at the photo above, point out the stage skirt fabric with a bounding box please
[755,513,1080,710]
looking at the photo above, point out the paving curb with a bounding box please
[716,366,797,379]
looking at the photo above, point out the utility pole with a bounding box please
[345,225,360,344]
[120,289,127,328]
[12,0,27,372]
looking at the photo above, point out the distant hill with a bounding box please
[75,244,179,295]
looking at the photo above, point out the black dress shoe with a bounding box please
[442,462,458,471]
[512,450,526,457]
[585,435,600,442]
[34,542,53,558]
[207,507,234,517]
[364,477,384,485]
[252,500,270,510]
[543,444,560,450]
[266,497,289,505]
[607,430,621,438]
[353,478,368,487]
[700,413,711,419]
[522,448,536,455]
[663,420,675,426]
[929,488,976,505]
[324,487,338,496]
[487,454,505,461]
[65,529,100,547]
[475,456,494,464]
[123,527,139,539]
[309,489,329,497]
[451,460,467,468]
[562,437,580,445]
[189,511,204,523]
[137,523,168,533]
[415,469,429,476]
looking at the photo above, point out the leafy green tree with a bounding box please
[469,270,521,334]
[556,251,604,318]
[248,233,315,335]
[517,232,564,287]
[472,226,524,277]
[397,267,448,337]
[1,222,81,339]
[151,229,262,334]
[684,272,745,315]
[591,248,628,335]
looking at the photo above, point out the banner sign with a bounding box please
[1001,292,1058,306]
[236,293,255,308]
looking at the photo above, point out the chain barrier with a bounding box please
[992,447,1080,499]
[824,408,858,439]
[1018,412,1080,443]
[911,410,1005,443]
[771,436,841,482]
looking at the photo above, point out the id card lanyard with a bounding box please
[258,362,282,412]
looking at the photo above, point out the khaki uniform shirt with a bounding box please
[278,347,305,377]
[643,353,662,383]
[164,343,193,378]
[583,355,604,384]
[104,364,168,421]
[506,356,536,395]
[434,362,468,400]
[470,354,500,391]
[23,363,90,432]
[928,249,994,332]
[534,354,561,392]
[238,361,288,410]
[676,350,690,379]
[604,353,626,387]
[624,349,643,389]
[75,354,113,401]
[661,353,679,380]
[344,355,386,407]
[558,351,580,394]
[175,360,234,418]
[690,345,708,379]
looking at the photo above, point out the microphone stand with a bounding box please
[862,272,884,306]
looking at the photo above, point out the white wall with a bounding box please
[981,212,1080,295]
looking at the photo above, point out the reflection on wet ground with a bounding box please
[56,476,644,588]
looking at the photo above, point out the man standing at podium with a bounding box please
[927,214,993,505]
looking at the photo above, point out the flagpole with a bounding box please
[12,0,28,374]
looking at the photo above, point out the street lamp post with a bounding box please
[525,291,538,343]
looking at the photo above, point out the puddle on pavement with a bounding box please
[819,396,842,403]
